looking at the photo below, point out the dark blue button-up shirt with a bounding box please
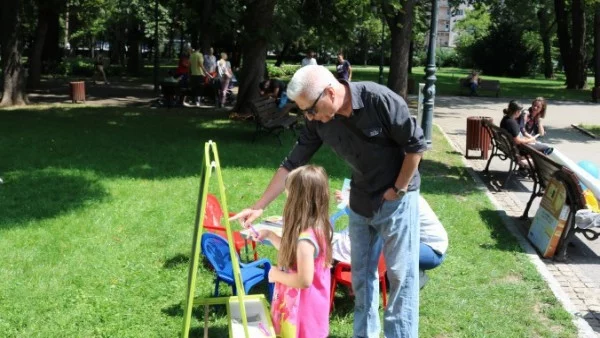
[281,81,427,217]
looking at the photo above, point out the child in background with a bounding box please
[251,165,333,338]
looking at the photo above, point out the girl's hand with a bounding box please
[268,268,279,283]
[251,229,271,242]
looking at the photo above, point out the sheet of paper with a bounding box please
[337,178,351,209]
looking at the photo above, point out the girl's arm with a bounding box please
[537,119,545,136]
[269,241,315,289]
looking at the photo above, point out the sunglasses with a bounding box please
[303,85,330,115]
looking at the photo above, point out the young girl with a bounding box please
[252,165,333,338]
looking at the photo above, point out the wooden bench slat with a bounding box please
[249,97,298,145]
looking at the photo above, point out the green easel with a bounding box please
[181,141,275,338]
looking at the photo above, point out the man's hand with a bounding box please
[334,190,344,203]
[382,188,401,201]
[229,208,264,228]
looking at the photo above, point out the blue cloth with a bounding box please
[348,191,419,338]
[278,91,288,109]
[419,243,445,270]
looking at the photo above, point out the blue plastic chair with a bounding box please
[201,232,273,300]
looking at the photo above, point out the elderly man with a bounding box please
[231,65,426,338]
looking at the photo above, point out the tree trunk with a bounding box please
[554,0,587,89]
[595,3,600,89]
[537,8,554,79]
[571,0,587,89]
[200,0,216,52]
[127,20,143,76]
[275,42,290,67]
[234,0,277,115]
[408,39,414,74]
[385,0,416,98]
[554,0,572,85]
[29,7,50,88]
[64,0,70,55]
[1,0,28,107]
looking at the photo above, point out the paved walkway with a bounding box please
[428,95,600,337]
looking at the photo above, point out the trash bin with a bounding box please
[465,116,492,159]
[69,81,86,103]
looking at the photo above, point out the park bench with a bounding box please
[482,119,529,187]
[248,96,299,145]
[517,144,562,220]
[459,78,501,97]
[546,168,593,261]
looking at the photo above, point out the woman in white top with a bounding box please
[216,52,233,108]
[332,193,448,288]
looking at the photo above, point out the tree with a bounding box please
[1,0,28,107]
[383,0,417,98]
[594,2,600,100]
[555,0,587,89]
[536,1,556,79]
[28,0,66,89]
[234,0,277,114]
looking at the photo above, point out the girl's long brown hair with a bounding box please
[278,165,333,270]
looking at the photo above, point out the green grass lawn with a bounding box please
[351,66,593,102]
[265,61,593,102]
[0,106,577,337]
[578,124,600,136]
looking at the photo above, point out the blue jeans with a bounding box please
[348,191,419,338]
[420,243,445,270]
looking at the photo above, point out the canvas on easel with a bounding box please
[181,141,275,338]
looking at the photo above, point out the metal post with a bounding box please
[422,0,438,149]
[153,0,159,94]
[379,14,385,84]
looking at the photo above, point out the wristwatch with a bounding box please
[392,186,407,199]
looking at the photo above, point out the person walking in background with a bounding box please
[92,53,109,85]
[204,47,217,79]
[250,165,333,338]
[301,50,318,67]
[335,53,352,81]
[188,43,212,107]
[175,46,191,88]
[216,52,233,108]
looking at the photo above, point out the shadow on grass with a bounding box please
[478,209,526,252]
[330,287,356,316]
[0,106,349,180]
[0,170,107,229]
[420,158,481,196]
[163,253,190,269]
[162,302,229,337]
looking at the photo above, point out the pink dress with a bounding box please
[271,229,331,338]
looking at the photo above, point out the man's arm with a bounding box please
[230,167,289,227]
[378,90,427,200]
[347,63,352,81]
[230,123,323,226]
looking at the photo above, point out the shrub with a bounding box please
[266,63,300,79]
[436,47,460,68]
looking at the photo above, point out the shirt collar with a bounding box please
[339,80,364,112]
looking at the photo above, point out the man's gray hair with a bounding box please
[287,65,338,102]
